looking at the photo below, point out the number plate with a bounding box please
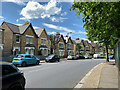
[14,60,18,61]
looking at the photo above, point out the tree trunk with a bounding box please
[105,45,109,62]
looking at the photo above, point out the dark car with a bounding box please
[76,55,85,59]
[45,55,60,62]
[0,63,25,90]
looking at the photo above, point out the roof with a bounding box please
[0,26,5,30]
[35,28,45,37]
[19,23,30,34]
[5,22,19,33]
[74,39,83,43]
[72,40,76,44]
[3,22,31,34]
[64,36,73,44]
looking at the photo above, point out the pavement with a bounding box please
[74,60,118,89]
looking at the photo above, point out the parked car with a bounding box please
[84,55,92,59]
[1,63,25,90]
[109,55,114,59]
[45,55,60,62]
[67,55,77,60]
[12,54,40,66]
[93,54,105,59]
[76,55,85,59]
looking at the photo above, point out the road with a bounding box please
[18,59,105,88]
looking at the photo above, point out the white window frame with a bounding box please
[41,38,46,45]
[59,42,63,48]
[26,35,34,44]
[16,34,20,43]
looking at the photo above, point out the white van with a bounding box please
[93,54,100,59]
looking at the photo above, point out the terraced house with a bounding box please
[0,26,4,59]
[35,28,49,56]
[55,32,66,57]
[74,38,85,55]
[84,40,91,54]
[1,22,38,56]
[64,35,74,56]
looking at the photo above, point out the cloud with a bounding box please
[43,23,75,33]
[48,31,56,35]
[78,31,86,35]
[50,16,68,22]
[20,0,61,20]
[61,12,67,16]
[0,16,4,21]
[0,16,5,24]
[33,26,40,29]
[2,0,26,5]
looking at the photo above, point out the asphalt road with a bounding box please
[18,59,106,88]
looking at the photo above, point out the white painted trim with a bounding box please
[0,44,3,50]
[41,38,47,40]
[59,50,65,51]
[16,34,20,43]
[26,35,34,38]
[25,47,35,50]
[13,47,20,51]
[40,48,48,50]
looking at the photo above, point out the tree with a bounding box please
[76,43,82,54]
[70,1,120,62]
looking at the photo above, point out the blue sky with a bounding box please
[0,0,87,40]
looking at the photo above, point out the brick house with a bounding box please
[72,40,76,56]
[0,26,4,59]
[89,43,95,55]
[74,38,85,55]
[55,32,66,56]
[35,28,49,56]
[64,35,74,56]
[1,22,38,56]
[47,35,52,55]
[83,40,91,54]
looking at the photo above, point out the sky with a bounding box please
[0,0,88,40]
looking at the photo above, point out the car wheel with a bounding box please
[36,61,39,65]
[58,59,60,62]
[9,84,24,90]
[21,62,27,67]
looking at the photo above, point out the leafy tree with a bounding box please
[70,1,120,62]
[76,43,82,54]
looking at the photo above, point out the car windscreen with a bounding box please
[16,55,23,58]
[48,55,54,58]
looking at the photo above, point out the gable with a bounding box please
[23,24,38,38]
[68,38,73,44]
[40,30,48,39]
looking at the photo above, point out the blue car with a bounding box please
[12,54,40,66]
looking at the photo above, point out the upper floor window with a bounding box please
[59,42,63,48]
[41,38,46,45]
[16,34,20,43]
[26,35,33,44]
[68,43,71,49]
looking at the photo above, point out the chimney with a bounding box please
[24,21,29,25]
[76,37,79,40]
[56,32,60,36]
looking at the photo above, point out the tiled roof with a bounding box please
[35,28,44,37]
[74,39,83,43]
[72,40,76,44]
[4,22,31,34]
[19,23,30,34]
[0,26,4,30]
[5,22,19,33]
